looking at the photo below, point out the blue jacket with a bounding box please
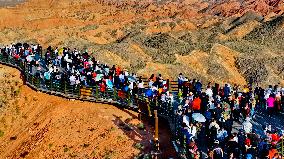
[224,86,230,97]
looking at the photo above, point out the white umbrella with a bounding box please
[128,76,136,82]
[192,113,206,122]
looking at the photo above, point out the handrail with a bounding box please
[0,53,187,158]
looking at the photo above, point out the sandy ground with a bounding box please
[0,64,176,159]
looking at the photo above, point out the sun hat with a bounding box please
[214,140,219,144]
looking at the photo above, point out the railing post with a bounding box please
[78,85,81,97]
[64,80,67,95]
[37,76,40,89]
[19,60,23,69]
[134,94,138,107]
[183,134,187,154]
[146,98,152,117]
[154,110,160,156]
[31,75,34,85]
[50,77,53,91]
[167,79,171,92]
[127,91,131,107]
[174,115,178,142]
[25,71,28,83]
[155,97,159,113]
[168,96,173,117]
[113,87,117,101]
[95,85,99,101]
[281,137,284,158]
[24,61,27,73]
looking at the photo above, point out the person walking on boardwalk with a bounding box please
[267,94,275,116]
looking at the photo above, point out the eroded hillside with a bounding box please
[0,0,284,85]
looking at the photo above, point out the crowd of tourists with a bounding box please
[176,74,284,159]
[1,43,284,159]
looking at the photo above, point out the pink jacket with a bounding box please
[267,97,275,108]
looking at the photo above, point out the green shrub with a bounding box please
[91,150,96,156]
[134,143,144,150]
[64,147,69,152]
[110,127,116,131]
[137,123,145,130]
[82,143,90,148]
[69,153,77,158]
[104,150,115,159]
[117,135,123,141]
[80,25,99,32]
[12,87,20,97]
[0,130,4,137]
[0,97,7,108]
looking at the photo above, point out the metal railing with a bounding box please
[0,53,189,158]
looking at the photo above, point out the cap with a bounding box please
[214,140,219,144]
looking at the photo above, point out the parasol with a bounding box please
[128,76,137,82]
[192,113,206,122]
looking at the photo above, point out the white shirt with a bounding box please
[183,115,190,127]
[149,80,154,88]
[129,82,134,90]
[209,121,220,131]
[208,100,215,110]
[167,95,174,103]
[233,136,238,143]
[49,66,54,73]
[76,79,80,85]
[64,54,69,61]
[161,94,166,102]
[124,71,129,77]
[69,75,76,85]
[151,85,158,92]
[206,88,213,97]
[119,74,125,80]
[188,126,197,137]
[178,75,184,82]
[138,82,144,88]
[242,120,252,134]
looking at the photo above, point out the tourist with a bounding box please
[2,43,284,159]
[267,94,275,116]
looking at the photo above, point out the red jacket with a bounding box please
[100,82,106,92]
[192,97,201,111]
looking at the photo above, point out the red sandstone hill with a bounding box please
[0,0,283,86]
